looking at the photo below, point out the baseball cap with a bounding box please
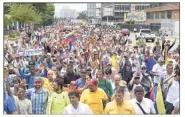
[88,79,98,86]
[86,67,92,71]
[34,77,42,83]
[158,57,165,62]
[80,69,86,73]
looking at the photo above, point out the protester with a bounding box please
[64,91,93,114]
[131,86,156,114]
[80,78,108,114]
[48,78,69,114]
[4,19,179,115]
[104,86,135,114]
[25,77,49,114]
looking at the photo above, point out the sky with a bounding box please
[54,3,87,17]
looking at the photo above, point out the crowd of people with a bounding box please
[4,20,180,115]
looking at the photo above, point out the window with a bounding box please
[161,11,165,19]
[136,6,139,11]
[167,10,172,19]
[122,6,124,10]
[146,12,154,19]
[155,12,159,19]
[127,6,130,10]
[142,6,144,10]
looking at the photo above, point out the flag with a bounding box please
[151,84,158,113]
[68,42,72,53]
[150,82,166,114]
[156,81,166,114]
[63,31,76,43]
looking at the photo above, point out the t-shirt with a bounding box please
[13,96,32,114]
[4,92,16,114]
[51,92,70,114]
[98,79,113,99]
[41,77,53,93]
[104,100,135,114]
[80,88,108,114]
[152,64,166,84]
[76,78,86,88]
[64,102,93,114]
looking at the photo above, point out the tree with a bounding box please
[32,3,55,26]
[77,11,87,20]
[4,15,12,26]
[8,4,42,24]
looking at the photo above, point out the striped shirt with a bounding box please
[25,88,49,114]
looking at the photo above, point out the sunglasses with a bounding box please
[135,77,140,80]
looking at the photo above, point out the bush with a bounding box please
[8,31,20,38]
[8,33,16,38]
[14,31,21,36]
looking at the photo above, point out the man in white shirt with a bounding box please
[131,86,156,114]
[172,98,179,114]
[165,65,180,114]
[64,91,93,114]
[152,57,166,85]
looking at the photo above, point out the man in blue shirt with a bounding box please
[145,53,156,72]
[25,77,49,114]
[4,68,17,114]
[76,69,87,88]
[19,66,37,89]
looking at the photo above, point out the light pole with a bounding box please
[107,16,108,25]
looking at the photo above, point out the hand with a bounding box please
[171,73,176,77]
[133,72,137,78]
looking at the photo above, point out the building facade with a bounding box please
[60,9,77,19]
[101,3,131,23]
[101,3,150,23]
[87,3,96,18]
[145,3,179,36]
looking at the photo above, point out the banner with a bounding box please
[19,48,43,56]
[126,12,146,21]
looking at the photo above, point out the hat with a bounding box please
[107,62,112,66]
[88,79,98,86]
[97,69,103,74]
[80,69,86,73]
[158,57,165,62]
[86,67,92,71]
[124,53,129,58]
[34,77,42,83]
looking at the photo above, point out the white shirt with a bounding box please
[166,80,179,104]
[64,102,93,115]
[13,96,32,114]
[91,69,98,79]
[130,98,156,114]
[173,98,179,109]
[152,64,166,84]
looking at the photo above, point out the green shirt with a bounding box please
[98,79,113,99]
[51,92,70,114]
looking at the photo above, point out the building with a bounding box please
[124,4,150,23]
[145,3,179,36]
[101,3,130,23]
[87,3,96,18]
[60,9,77,19]
[133,4,150,12]
[149,3,178,8]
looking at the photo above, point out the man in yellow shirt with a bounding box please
[80,78,108,114]
[41,70,55,94]
[104,86,136,114]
